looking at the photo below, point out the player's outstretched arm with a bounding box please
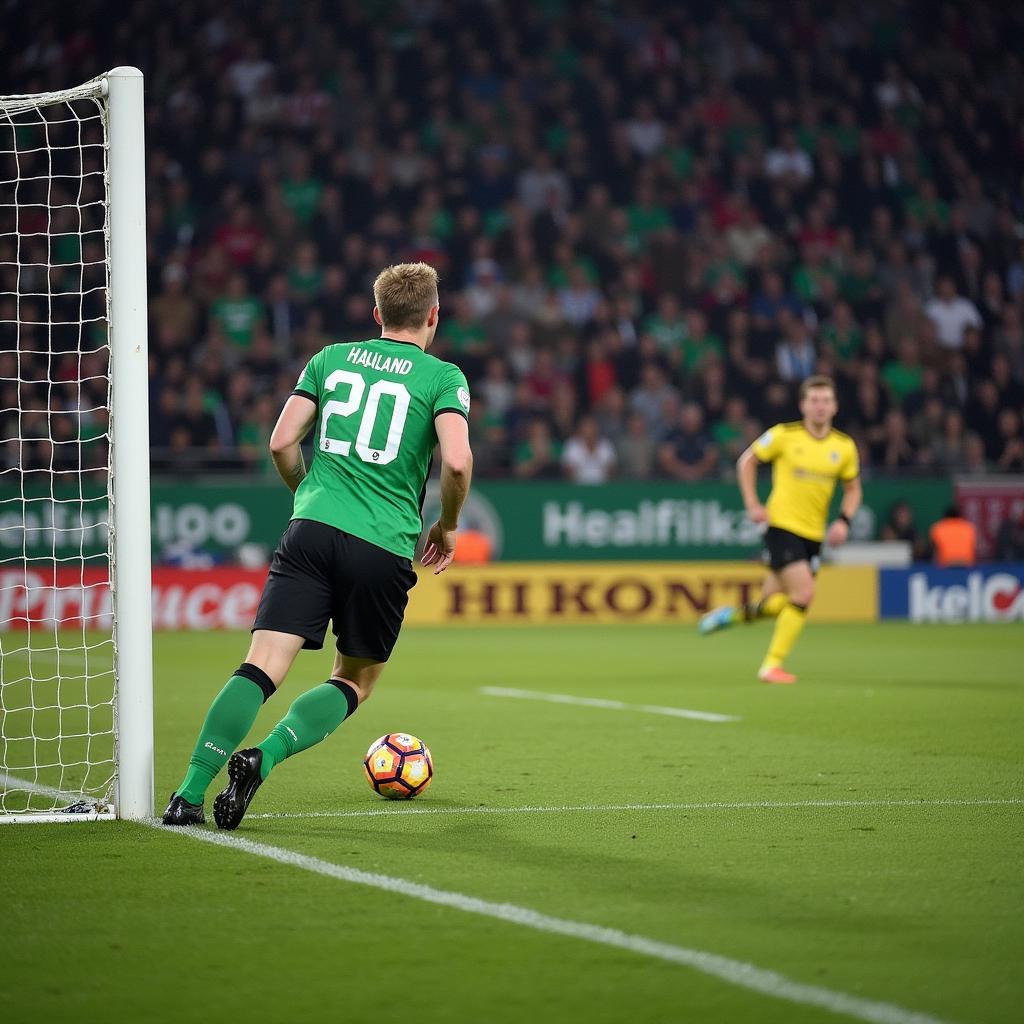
[423,412,473,575]
[269,395,317,493]
[737,447,768,523]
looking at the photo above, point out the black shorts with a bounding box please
[252,519,417,662]
[762,526,822,573]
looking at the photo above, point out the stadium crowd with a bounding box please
[4,0,1024,484]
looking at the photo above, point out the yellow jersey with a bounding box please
[752,422,860,541]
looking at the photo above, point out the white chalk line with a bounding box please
[0,770,112,821]
[146,818,954,1024]
[8,775,1012,1018]
[481,685,740,723]
[247,796,1023,821]
[0,771,88,800]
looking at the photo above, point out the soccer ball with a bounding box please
[363,733,433,800]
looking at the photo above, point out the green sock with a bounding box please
[176,667,274,805]
[256,680,358,780]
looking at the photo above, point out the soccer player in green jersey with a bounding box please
[162,263,473,828]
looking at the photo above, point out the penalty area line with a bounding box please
[481,685,740,722]
[246,796,1024,821]
[147,819,953,1024]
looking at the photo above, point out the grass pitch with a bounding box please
[3,623,1022,1024]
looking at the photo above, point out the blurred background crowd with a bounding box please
[4,0,1024,485]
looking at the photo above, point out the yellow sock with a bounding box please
[761,602,807,671]
[758,593,788,618]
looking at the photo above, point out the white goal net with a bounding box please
[0,70,152,822]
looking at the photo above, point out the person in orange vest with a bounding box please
[929,506,978,567]
[453,528,494,565]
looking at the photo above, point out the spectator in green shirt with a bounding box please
[792,245,838,304]
[820,301,864,363]
[514,418,563,480]
[644,293,687,354]
[210,274,263,349]
[711,396,751,464]
[904,180,950,230]
[281,153,322,226]
[236,393,278,476]
[287,241,324,304]
[829,105,862,157]
[627,182,672,244]
[438,295,488,357]
[166,177,198,245]
[882,338,925,404]
[840,251,883,313]
[679,310,724,374]
[547,248,599,290]
[661,127,694,178]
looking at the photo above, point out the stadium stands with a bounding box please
[4,0,1023,482]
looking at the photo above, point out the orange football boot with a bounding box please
[758,665,797,685]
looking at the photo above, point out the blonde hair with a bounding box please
[372,262,439,330]
[799,374,836,399]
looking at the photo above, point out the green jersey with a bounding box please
[292,338,470,559]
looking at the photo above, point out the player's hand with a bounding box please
[421,521,457,575]
[826,519,850,547]
[745,503,768,524]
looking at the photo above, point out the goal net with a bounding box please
[0,70,152,823]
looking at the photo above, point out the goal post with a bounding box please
[107,67,153,822]
[0,68,152,822]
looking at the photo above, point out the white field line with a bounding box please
[0,771,86,800]
[247,796,1024,821]
[0,770,112,822]
[148,819,953,1024]
[481,685,740,723]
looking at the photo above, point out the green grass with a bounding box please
[3,623,1022,1024]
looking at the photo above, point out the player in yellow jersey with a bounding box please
[698,376,861,683]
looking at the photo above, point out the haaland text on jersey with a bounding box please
[346,346,414,375]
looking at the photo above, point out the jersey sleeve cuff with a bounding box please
[292,388,318,408]
[434,407,469,421]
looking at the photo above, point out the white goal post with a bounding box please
[0,68,152,822]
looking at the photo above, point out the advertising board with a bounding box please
[2,479,954,563]
[879,565,1024,622]
[1,563,878,630]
